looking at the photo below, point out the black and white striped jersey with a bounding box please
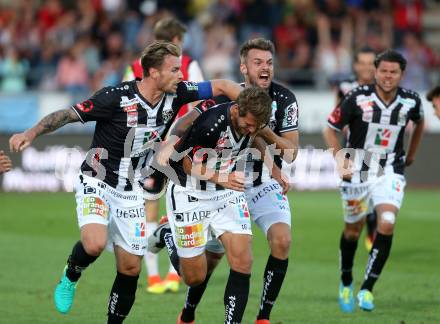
[71,80,213,191]
[328,85,424,182]
[195,81,299,187]
[172,102,252,191]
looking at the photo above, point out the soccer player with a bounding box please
[162,87,272,323]
[9,41,242,323]
[0,150,12,174]
[426,85,440,119]
[323,50,424,312]
[124,16,205,294]
[334,47,378,251]
[150,38,299,324]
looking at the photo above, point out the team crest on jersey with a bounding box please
[162,108,174,124]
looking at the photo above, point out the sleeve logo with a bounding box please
[76,100,94,113]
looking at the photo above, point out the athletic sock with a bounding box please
[361,232,393,292]
[224,270,250,324]
[339,232,358,286]
[66,240,99,282]
[164,231,180,276]
[366,212,377,237]
[180,273,212,322]
[107,272,139,324]
[145,222,159,278]
[256,255,288,320]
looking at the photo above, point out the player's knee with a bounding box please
[229,252,253,274]
[378,211,396,234]
[344,228,361,241]
[269,234,291,258]
[82,239,106,256]
[183,272,206,287]
[118,262,142,276]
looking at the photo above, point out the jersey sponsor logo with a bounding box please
[127,111,138,127]
[284,102,298,127]
[175,223,205,248]
[329,106,341,124]
[358,99,374,122]
[76,100,94,113]
[82,196,109,218]
[183,81,198,91]
[374,128,392,146]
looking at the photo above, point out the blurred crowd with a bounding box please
[0,0,439,95]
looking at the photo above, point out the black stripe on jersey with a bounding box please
[389,103,403,125]
[170,183,176,210]
[155,98,167,126]
[372,105,382,123]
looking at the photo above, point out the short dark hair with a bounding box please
[154,17,187,42]
[140,41,181,77]
[239,38,275,63]
[374,50,407,71]
[353,46,375,62]
[427,86,440,101]
[236,87,272,127]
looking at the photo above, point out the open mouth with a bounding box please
[259,72,270,82]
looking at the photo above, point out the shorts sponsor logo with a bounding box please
[251,183,280,203]
[239,203,249,218]
[84,186,96,195]
[188,195,199,202]
[276,192,287,201]
[82,196,108,218]
[115,208,144,218]
[345,199,367,216]
[392,180,401,192]
[174,211,211,222]
[134,222,145,237]
[175,224,205,248]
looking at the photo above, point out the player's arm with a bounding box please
[181,155,245,192]
[257,128,299,161]
[0,150,12,173]
[253,136,289,194]
[209,79,242,100]
[9,108,80,152]
[405,120,424,166]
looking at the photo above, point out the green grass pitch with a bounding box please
[0,190,439,323]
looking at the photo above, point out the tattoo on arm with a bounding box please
[33,108,80,137]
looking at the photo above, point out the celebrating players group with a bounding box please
[8,16,427,324]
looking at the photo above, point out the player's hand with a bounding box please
[9,131,35,152]
[221,171,245,192]
[335,155,353,181]
[156,136,180,166]
[0,151,12,173]
[272,166,289,194]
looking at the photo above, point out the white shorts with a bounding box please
[245,179,292,235]
[166,182,252,258]
[340,173,406,224]
[74,174,146,256]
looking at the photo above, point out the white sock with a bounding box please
[145,222,159,277]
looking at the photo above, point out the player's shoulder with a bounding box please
[338,78,358,96]
[398,87,421,100]
[344,84,374,101]
[197,102,230,124]
[92,81,135,100]
[270,81,298,105]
